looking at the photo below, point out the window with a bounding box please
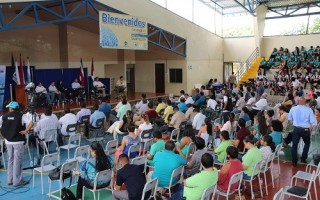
[223,14,254,37]
[169,68,183,83]
[264,16,308,36]
[167,0,193,21]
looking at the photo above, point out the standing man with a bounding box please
[288,97,316,166]
[0,102,33,186]
[228,72,236,89]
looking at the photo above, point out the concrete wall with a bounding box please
[223,37,256,62]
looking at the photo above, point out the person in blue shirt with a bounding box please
[90,104,106,128]
[269,120,283,146]
[192,88,201,102]
[99,96,111,120]
[240,107,251,122]
[195,92,206,107]
[75,142,113,198]
[151,141,187,187]
[177,98,187,113]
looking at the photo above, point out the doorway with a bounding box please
[126,64,135,94]
[155,63,165,93]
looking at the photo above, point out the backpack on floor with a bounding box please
[61,187,76,200]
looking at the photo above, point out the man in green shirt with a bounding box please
[147,131,165,166]
[242,135,262,180]
[169,153,218,200]
[116,99,131,120]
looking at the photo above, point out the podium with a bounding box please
[15,85,27,109]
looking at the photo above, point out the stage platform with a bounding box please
[34,92,167,116]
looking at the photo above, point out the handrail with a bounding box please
[235,47,260,83]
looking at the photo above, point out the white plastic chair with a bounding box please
[141,178,158,200]
[82,169,113,200]
[105,139,118,155]
[130,155,147,174]
[160,165,184,197]
[0,137,6,168]
[59,134,81,160]
[186,142,196,158]
[243,161,263,199]
[33,152,60,194]
[274,143,282,175]
[127,143,140,158]
[282,171,316,200]
[67,145,90,163]
[216,171,243,200]
[273,188,283,200]
[88,118,105,143]
[291,162,320,200]
[37,129,58,155]
[200,184,216,200]
[261,152,275,195]
[49,159,78,198]
[170,128,180,142]
[140,139,153,156]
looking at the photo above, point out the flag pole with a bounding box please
[10,84,13,101]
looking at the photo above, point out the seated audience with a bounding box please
[217,146,243,192]
[269,120,283,146]
[48,81,65,102]
[163,100,174,123]
[35,82,54,105]
[185,103,196,123]
[177,97,187,112]
[178,90,185,102]
[185,93,194,105]
[246,92,256,106]
[155,97,166,114]
[147,131,165,166]
[76,102,91,122]
[195,92,206,107]
[242,135,262,180]
[259,135,275,167]
[233,92,246,113]
[144,102,158,123]
[251,111,268,143]
[135,93,148,111]
[184,137,207,177]
[117,99,131,122]
[75,142,112,199]
[107,110,133,140]
[250,93,268,121]
[214,130,232,163]
[168,106,186,132]
[192,88,201,102]
[58,107,77,146]
[135,115,153,140]
[239,107,250,122]
[115,123,140,159]
[90,104,106,128]
[150,141,187,187]
[220,112,236,134]
[197,118,212,146]
[277,106,288,129]
[233,118,250,153]
[99,96,111,119]
[170,153,218,200]
[176,125,195,156]
[113,154,146,200]
[192,106,206,133]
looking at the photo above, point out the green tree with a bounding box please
[309,17,320,33]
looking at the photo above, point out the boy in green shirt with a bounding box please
[147,131,165,166]
[214,131,232,163]
[170,153,218,200]
[242,135,262,180]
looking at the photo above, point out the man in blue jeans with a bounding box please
[288,97,316,166]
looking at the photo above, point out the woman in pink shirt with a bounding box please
[217,146,243,192]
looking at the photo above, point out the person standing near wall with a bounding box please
[0,101,33,186]
[228,72,236,89]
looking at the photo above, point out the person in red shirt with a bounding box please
[233,118,251,153]
[145,102,158,122]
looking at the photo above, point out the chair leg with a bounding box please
[259,175,263,198]
[314,181,318,200]
[49,180,51,197]
[271,168,275,188]
[82,186,85,200]
[264,173,268,195]
[32,170,35,188]
[250,182,254,199]
[41,172,44,194]
[93,190,96,200]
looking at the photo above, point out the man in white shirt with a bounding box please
[184,93,194,105]
[185,104,196,123]
[71,78,84,99]
[58,107,77,146]
[76,102,91,122]
[168,106,186,132]
[246,92,256,106]
[135,93,148,111]
[192,107,206,134]
[250,93,268,121]
[35,82,54,105]
[233,92,246,113]
[48,81,65,102]
[116,76,127,92]
[93,77,106,97]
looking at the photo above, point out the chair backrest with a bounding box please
[141,178,158,200]
[143,139,153,153]
[227,171,243,193]
[169,165,184,187]
[170,128,180,141]
[245,120,251,128]
[201,184,216,200]
[75,145,90,160]
[94,169,112,190]
[66,124,78,134]
[80,115,90,124]
[60,160,78,181]
[249,161,262,178]
[275,143,282,156]
[43,129,57,142]
[68,134,81,145]
[128,144,140,157]
[262,152,275,171]
[95,118,105,128]
[106,139,118,151]
[186,142,196,157]
[130,155,147,166]
[141,129,153,140]
[42,152,60,166]
[273,188,283,200]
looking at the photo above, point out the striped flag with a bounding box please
[79,58,85,86]
[26,57,31,83]
[12,60,20,85]
[19,54,25,85]
[91,57,94,81]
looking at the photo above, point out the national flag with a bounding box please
[79,58,85,86]
[91,57,94,81]
[19,54,25,85]
[13,60,20,85]
[26,57,31,83]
